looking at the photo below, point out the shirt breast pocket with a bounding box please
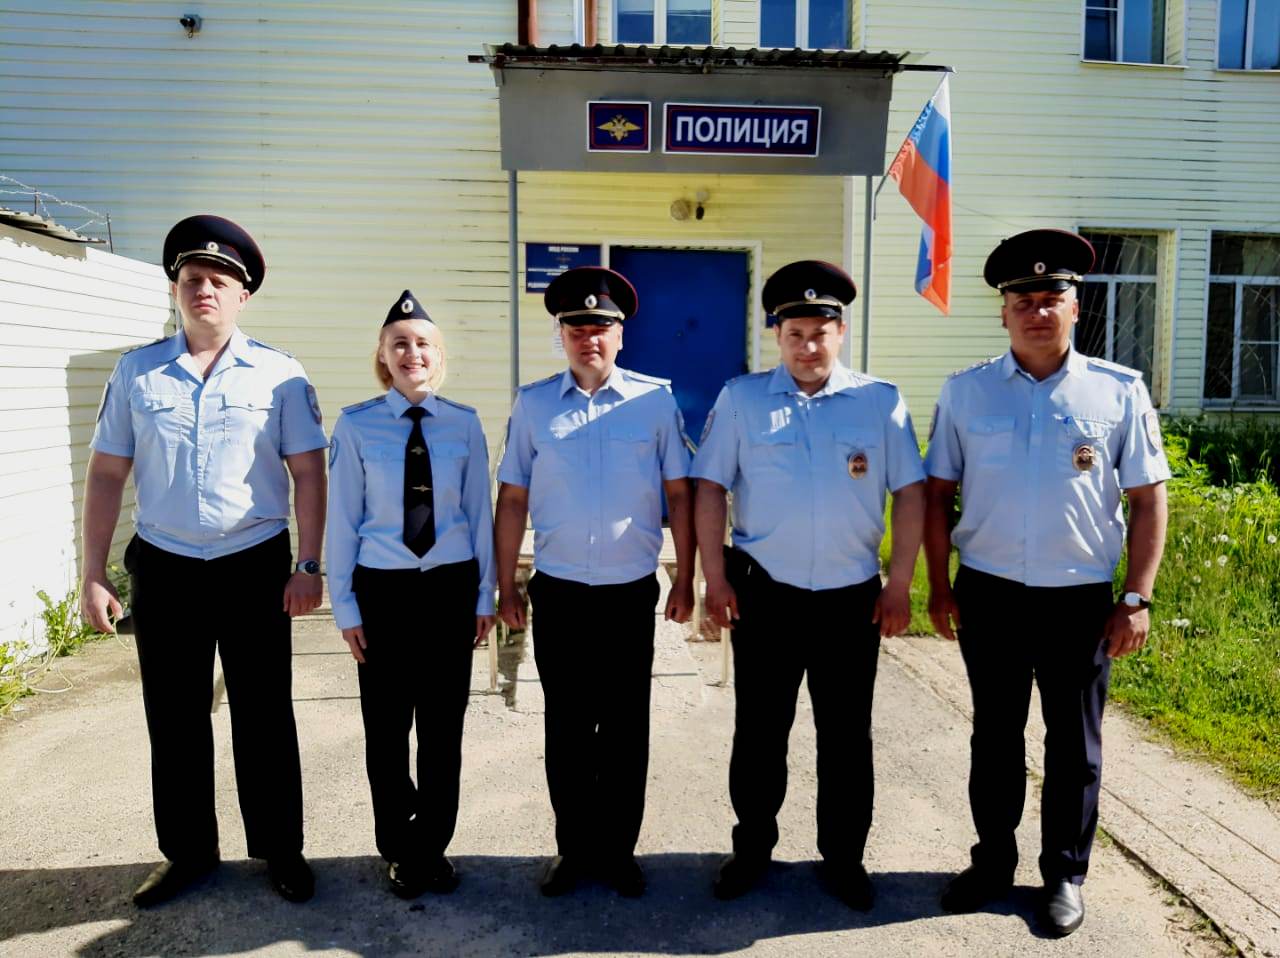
[536,423,583,473]
[607,424,656,471]
[1061,417,1116,478]
[427,439,469,491]
[222,392,275,445]
[747,428,797,473]
[966,415,1016,469]
[132,392,189,448]
[834,427,880,482]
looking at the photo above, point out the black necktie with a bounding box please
[402,406,435,557]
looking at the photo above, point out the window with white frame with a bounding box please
[616,0,712,44]
[1219,0,1280,69]
[1204,234,1280,402]
[760,0,850,49]
[1083,0,1166,63]
[1077,231,1160,385]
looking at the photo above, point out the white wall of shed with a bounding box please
[0,224,168,651]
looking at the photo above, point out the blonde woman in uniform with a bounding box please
[326,290,496,898]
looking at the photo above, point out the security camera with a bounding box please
[179,14,202,38]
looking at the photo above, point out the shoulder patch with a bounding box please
[517,372,561,393]
[435,395,477,414]
[623,369,671,387]
[1086,356,1141,380]
[122,335,172,355]
[341,395,387,415]
[946,356,1001,380]
[246,337,295,359]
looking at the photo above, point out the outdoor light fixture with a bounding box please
[179,14,202,38]
[669,199,692,221]
[695,188,710,220]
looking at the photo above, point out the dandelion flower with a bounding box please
[1269,534,1278,545]
[1171,618,1191,629]
[1204,560,1212,568]
[1217,534,1230,543]
[1217,555,1228,567]
[1175,553,1183,561]
[1192,575,1202,584]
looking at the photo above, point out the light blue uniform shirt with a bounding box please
[326,389,497,630]
[924,348,1171,587]
[497,366,691,586]
[692,363,925,591]
[91,327,328,560]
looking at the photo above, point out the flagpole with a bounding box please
[861,175,873,373]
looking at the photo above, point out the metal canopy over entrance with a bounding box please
[472,43,949,396]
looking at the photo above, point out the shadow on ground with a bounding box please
[0,854,1058,955]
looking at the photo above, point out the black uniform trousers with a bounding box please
[125,531,303,863]
[725,546,882,866]
[353,559,478,865]
[953,565,1114,886]
[527,570,660,861]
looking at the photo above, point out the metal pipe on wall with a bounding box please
[518,0,538,44]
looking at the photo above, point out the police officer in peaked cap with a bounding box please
[81,215,328,906]
[923,229,1170,936]
[494,266,696,898]
[693,260,927,910]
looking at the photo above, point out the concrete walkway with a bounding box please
[0,573,1267,956]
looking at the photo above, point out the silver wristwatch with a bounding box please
[295,559,320,576]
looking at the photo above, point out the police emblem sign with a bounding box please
[664,103,822,157]
[587,101,651,152]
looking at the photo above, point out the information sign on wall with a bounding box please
[525,243,602,292]
[587,102,651,152]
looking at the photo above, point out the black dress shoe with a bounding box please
[712,853,769,901]
[132,855,219,907]
[388,860,428,899]
[939,865,1013,913]
[818,860,875,911]
[539,855,582,897]
[422,856,460,894]
[267,853,314,903]
[1043,880,1086,936]
[601,856,645,898]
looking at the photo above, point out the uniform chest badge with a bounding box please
[848,450,868,479]
[1072,442,1096,472]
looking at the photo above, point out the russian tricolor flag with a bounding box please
[887,76,953,315]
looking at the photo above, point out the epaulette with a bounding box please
[122,335,172,355]
[341,396,387,415]
[848,370,895,388]
[1085,356,1142,380]
[517,372,561,393]
[623,369,671,386]
[946,356,1001,380]
[436,395,477,414]
[725,370,771,387]
[246,337,295,359]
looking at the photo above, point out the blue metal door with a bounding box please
[610,247,749,446]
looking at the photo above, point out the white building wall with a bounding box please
[0,0,516,446]
[0,224,168,650]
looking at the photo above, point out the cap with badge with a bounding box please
[984,228,1095,294]
[383,289,435,327]
[762,260,857,327]
[544,266,638,326]
[163,214,265,294]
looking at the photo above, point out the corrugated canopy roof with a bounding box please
[471,43,943,74]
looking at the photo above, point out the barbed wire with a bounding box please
[0,174,111,239]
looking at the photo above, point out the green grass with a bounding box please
[886,430,1280,799]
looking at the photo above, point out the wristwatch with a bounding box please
[295,559,320,576]
[1121,591,1151,609]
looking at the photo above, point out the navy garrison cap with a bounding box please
[163,214,265,294]
[762,260,856,327]
[544,267,638,326]
[383,289,434,327]
[984,229,1096,294]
